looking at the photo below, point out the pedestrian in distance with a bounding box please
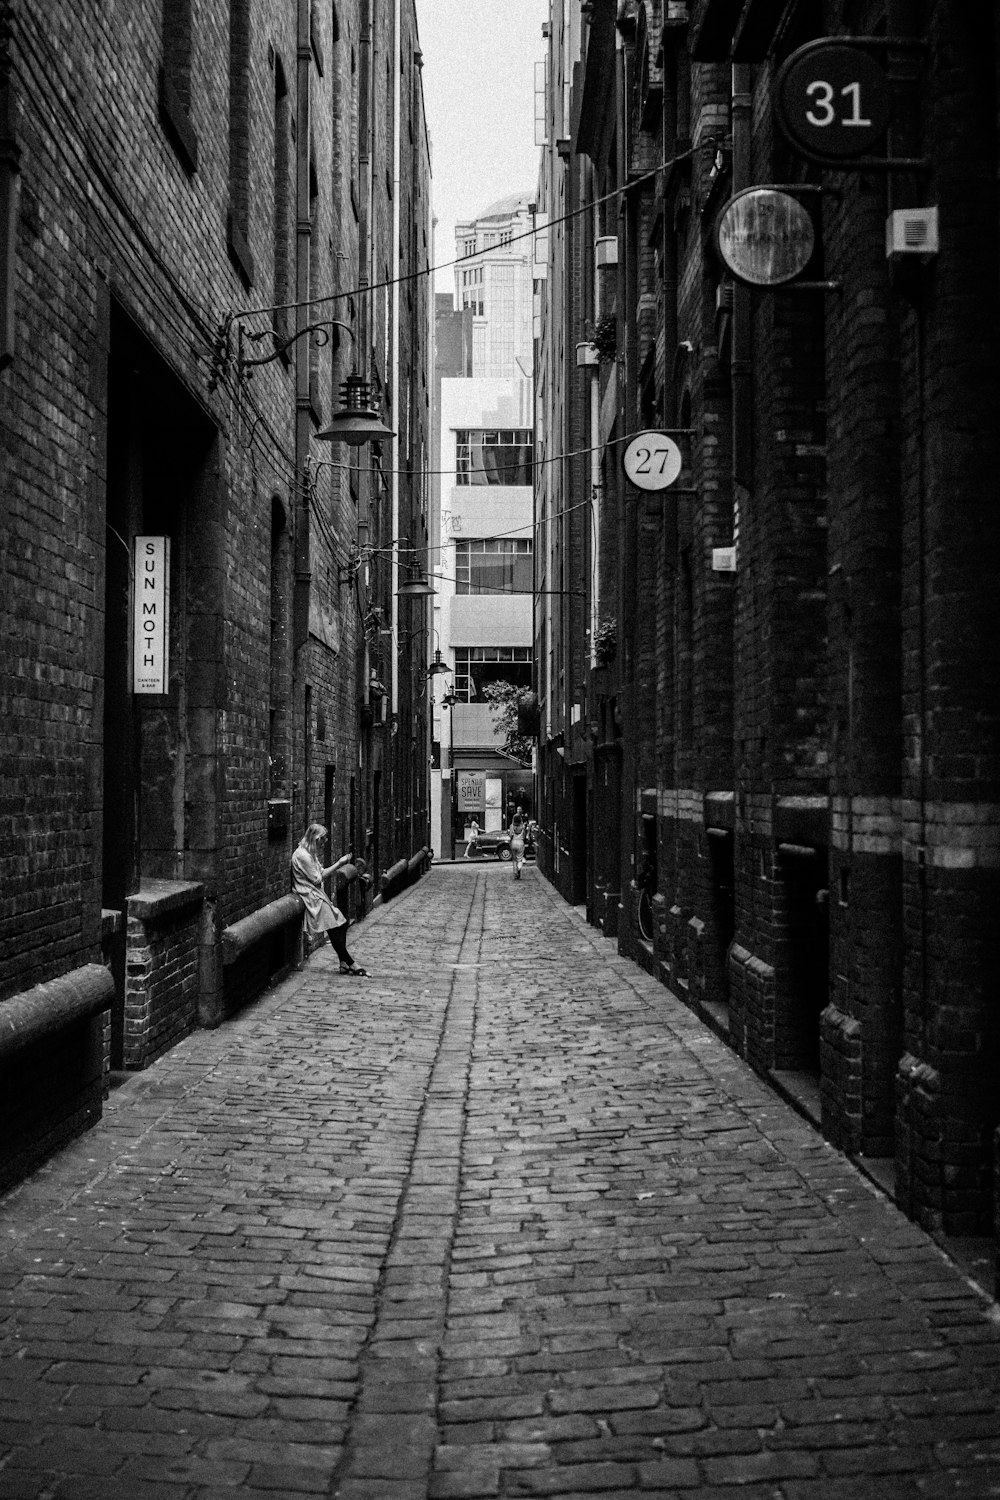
[464,817,480,859]
[509,811,526,879]
[291,823,369,975]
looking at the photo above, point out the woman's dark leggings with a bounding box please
[327,924,355,968]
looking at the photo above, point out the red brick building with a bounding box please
[534,0,1000,1286]
[0,0,431,1189]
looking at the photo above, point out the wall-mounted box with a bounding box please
[267,799,291,836]
[886,207,938,260]
[712,546,737,573]
[595,236,618,268]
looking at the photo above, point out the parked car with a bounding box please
[469,824,537,862]
[472,828,514,860]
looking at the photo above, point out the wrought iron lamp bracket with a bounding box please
[237,318,355,378]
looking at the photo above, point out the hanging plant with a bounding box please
[591,313,618,363]
[594,619,617,666]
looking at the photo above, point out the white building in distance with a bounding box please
[431,193,537,857]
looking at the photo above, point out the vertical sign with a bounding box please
[132,536,170,694]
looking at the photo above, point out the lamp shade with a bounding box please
[317,372,396,447]
[425,649,450,677]
[396,574,436,598]
[316,407,396,446]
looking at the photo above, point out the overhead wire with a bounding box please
[312,425,651,484]
[229,139,706,325]
[19,15,703,567]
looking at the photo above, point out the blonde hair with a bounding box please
[299,823,327,856]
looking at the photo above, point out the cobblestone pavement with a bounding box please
[2,866,999,1500]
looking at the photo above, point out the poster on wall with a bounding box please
[132,536,170,694]
[457,772,485,812]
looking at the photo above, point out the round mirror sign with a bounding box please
[715,187,815,287]
[776,41,890,159]
[622,432,683,492]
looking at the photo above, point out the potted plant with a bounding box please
[594,619,617,667]
[590,313,618,363]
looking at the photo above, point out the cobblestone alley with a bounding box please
[1,865,999,1500]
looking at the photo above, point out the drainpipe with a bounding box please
[358,0,372,775]
[390,0,402,733]
[731,63,753,492]
[616,11,634,683]
[586,153,602,667]
[294,0,312,810]
[589,358,601,666]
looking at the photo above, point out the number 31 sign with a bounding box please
[776,41,890,160]
[622,432,683,493]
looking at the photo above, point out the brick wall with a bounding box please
[124,884,203,1069]
[538,0,1000,1276]
[0,0,430,1190]
[893,2,1000,1237]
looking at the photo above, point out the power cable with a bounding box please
[230,141,706,325]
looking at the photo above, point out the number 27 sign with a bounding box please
[622,432,683,493]
[776,41,890,160]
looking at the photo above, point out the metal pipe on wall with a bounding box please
[731,63,753,493]
[390,0,402,726]
[294,0,313,814]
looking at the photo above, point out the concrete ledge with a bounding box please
[128,880,204,923]
[0,963,115,1063]
[774,795,829,847]
[381,848,433,903]
[704,790,734,830]
[222,894,304,966]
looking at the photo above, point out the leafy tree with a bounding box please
[482,680,533,765]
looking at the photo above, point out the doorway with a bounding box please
[101,302,216,1064]
[571,772,588,906]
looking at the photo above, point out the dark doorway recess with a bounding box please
[102,301,216,1066]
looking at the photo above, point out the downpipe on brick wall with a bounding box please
[292,0,313,674]
[886,1,930,1199]
[731,64,753,492]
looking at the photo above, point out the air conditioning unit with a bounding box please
[886,207,939,261]
[595,236,618,269]
[712,546,737,573]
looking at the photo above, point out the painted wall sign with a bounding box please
[776,41,890,160]
[457,772,485,811]
[622,431,683,492]
[715,187,815,287]
[132,536,170,694]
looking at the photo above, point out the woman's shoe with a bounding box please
[340,963,368,976]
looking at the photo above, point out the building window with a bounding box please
[273,53,292,339]
[270,498,291,800]
[159,0,198,171]
[453,646,532,702]
[455,429,533,486]
[455,539,532,596]
[226,0,254,285]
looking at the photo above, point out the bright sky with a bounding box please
[417,0,549,291]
